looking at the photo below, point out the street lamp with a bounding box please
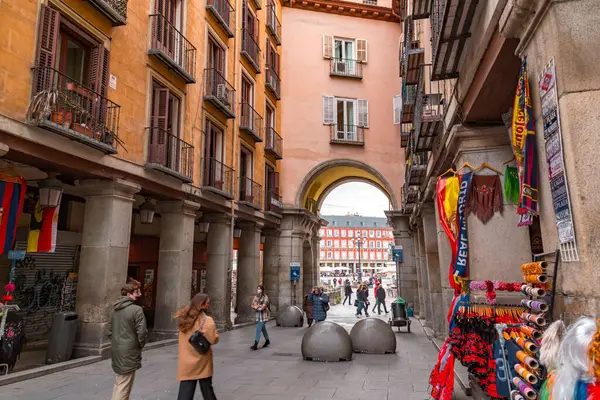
[354,235,366,283]
[139,198,155,225]
[38,173,63,208]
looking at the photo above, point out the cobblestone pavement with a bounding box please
[0,301,468,399]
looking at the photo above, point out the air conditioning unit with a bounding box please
[216,84,229,104]
[335,61,347,73]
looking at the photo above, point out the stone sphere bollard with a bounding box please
[301,321,353,362]
[350,318,396,354]
[275,305,304,327]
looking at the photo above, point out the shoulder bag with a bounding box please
[189,316,211,355]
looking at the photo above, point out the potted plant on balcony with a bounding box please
[26,89,72,128]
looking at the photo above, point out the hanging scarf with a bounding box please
[453,172,472,280]
[504,166,520,205]
[465,175,503,224]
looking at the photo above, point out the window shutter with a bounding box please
[151,88,169,164]
[357,39,368,63]
[275,51,280,75]
[35,5,60,92]
[242,1,248,31]
[274,171,280,195]
[358,99,369,128]
[393,94,401,124]
[322,95,335,125]
[322,35,333,59]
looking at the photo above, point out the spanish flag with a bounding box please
[27,198,59,253]
[0,174,27,254]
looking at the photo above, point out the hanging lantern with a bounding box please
[139,199,155,225]
[38,174,63,208]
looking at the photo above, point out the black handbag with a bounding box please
[323,301,330,312]
[189,316,211,355]
[354,299,359,307]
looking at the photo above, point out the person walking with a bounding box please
[308,287,330,323]
[355,285,370,318]
[303,292,314,327]
[175,293,219,400]
[371,281,380,313]
[250,285,270,350]
[333,278,337,288]
[109,282,147,400]
[343,281,353,305]
[375,283,388,315]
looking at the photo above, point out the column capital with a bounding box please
[237,220,264,232]
[75,178,141,199]
[157,200,200,217]
[201,212,232,224]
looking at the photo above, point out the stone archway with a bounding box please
[295,159,399,212]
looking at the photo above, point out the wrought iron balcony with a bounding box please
[401,16,424,85]
[27,66,120,154]
[149,14,197,83]
[400,123,413,148]
[402,183,418,204]
[206,0,235,38]
[330,125,365,146]
[88,0,128,26]
[406,151,428,186]
[203,68,235,118]
[202,157,234,199]
[146,127,193,182]
[399,81,417,124]
[330,58,363,79]
[265,66,281,100]
[265,190,282,216]
[241,29,261,73]
[239,177,263,210]
[266,2,282,45]
[414,64,448,152]
[265,127,283,159]
[240,102,263,142]
[431,0,479,80]
[412,0,431,19]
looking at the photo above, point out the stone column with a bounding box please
[423,202,445,337]
[279,214,305,308]
[204,213,233,330]
[434,200,453,334]
[153,200,200,339]
[235,221,262,324]
[263,229,281,313]
[386,212,419,309]
[418,221,433,327]
[413,223,424,318]
[74,179,140,357]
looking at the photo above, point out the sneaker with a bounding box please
[262,340,270,348]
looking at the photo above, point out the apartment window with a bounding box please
[376,230,381,237]
[362,230,367,237]
[341,240,347,248]
[349,241,354,249]
[322,96,368,140]
[204,119,224,162]
[241,74,254,105]
[320,241,324,248]
[360,222,365,227]
[376,241,381,248]
[266,102,275,131]
[369,240,374,248]
[334,251,340,259]
[377,252,382,260]
[327,251,332,259]
[239,146,253,199]
[207,34,226,74]
[334,230,339,237]
[150,80,182,153]
[334,240,340,248]
[326,240,332,247]
[327,229,332,236]
[323,35,367,62]
[370,252,375,260]
[333,221,338,227]
[341,229,347,237]
[342,251,347,260]
[369,230,375,237]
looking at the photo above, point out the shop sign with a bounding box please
[290,262,300,281]
[539,59,575,244]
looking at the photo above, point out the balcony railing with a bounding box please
[241,29,261,73]
[146,127,193,181]
[265,127,283,159]
[202,157,234,199]
[402,183,418,204]
[266,3,282,45]
[265,66,281,99]
[206,0,235,38]
[240,102,263,142]
[412,0,431,19]
[330,59,363,79]
[265,190,282,215]
[239,177,263,210]
[399,81,417,124]
[414,63,449,152]
[406,151,428,186]
[149,14,196,84]
[88,0,128,26]
[400,123,412,148]
[203,68,235,118]
[27,66,120,154]
[330,125,365,146]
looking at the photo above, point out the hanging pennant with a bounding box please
[0,175,27,255]
[27,197,60,253]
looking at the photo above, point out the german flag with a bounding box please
[27,197,60,253]
[0,174,27,254]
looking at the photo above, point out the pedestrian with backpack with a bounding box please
[175,293,219,400]
[250,285,270,350]
[308,287,329,322]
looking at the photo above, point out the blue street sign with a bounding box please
[392,248,403,263]
[8,250,26,260]
[290,262,300,281]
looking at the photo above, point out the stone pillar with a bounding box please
[386,212,419,309]
[423,202,445,337]
[302,243,314,296]
[235,221,262,324]
[74,179,140,357]
[279,213,305,308]
[153,200,200,339]
[413,223,424,318]
[418,222,433,326]
[263,229,281,313]
[204,213,233,330]
[434,199,453,334]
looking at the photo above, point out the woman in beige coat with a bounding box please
[175,293,219,400]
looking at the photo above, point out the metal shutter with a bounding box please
[12,242,79,341]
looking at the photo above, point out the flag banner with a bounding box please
[27,198,59,253]
[0,174,27,254]
[453,172,472,280]
[437,177,458,291]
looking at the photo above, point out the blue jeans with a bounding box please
[255,321,269,342]
[356,301,368,315]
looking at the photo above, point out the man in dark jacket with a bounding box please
[343,281,353,305]
[375,284,388,315]
[110,282,147,400]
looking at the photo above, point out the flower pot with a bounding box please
[51,111,72,128]
[72,122,92,138]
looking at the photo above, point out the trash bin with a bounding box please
[391,302,407,320]
[46,312,78,365]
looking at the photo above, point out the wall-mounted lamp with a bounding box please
[197,222,210,233]
[260,234,266,244]
[38,173,63,208]
[233,228,242,238]
[139,198,156,225]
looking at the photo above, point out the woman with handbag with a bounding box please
[175,293,219,400]
[250,285,271,350]
[308,287,330,323]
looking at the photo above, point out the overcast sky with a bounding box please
[320,182,390,217]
